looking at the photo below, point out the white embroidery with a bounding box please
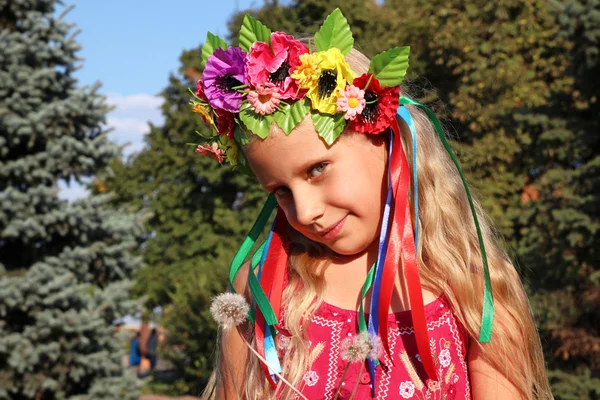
[278,335,290,350]
[438,349,451,368]
[453,373,459,383]
[399,381,415,398]
[303,370,319,387]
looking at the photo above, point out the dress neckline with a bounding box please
[316,296,448,322]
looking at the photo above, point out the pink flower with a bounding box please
[399,381,415,398]
[336,84,366,121]
[195,143,225,164]
[247,32,308,99]
[247,83,281,115]
[438,348,451,368]
[302,370,319,387]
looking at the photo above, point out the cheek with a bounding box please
[331,161,386,217]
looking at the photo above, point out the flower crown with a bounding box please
[190,8,409,167]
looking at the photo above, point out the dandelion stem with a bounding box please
[333,362,351,400]
[238,330,308,400]
[348,362,365,400]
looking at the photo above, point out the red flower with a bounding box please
[195,143,226,164]
[194,80,234,138]
[349,74,401,134]
[247,32,308,99]
[214,109,234,138]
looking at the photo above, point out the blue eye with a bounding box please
[309,163,327,177]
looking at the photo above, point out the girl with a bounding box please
[193,9,552,400]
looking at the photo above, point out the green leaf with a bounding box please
[272,99,310,135]
[234,124,250,146]
[201,32,229,68]
[311,111,346,146]
[239,14,272,52]
[314,8,354,55]
[239,102,272,139]
[368,46,411,87]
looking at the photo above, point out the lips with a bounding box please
[318,216,347,240]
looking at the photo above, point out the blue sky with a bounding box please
[59,0,262,200]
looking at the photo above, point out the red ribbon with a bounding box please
[378,121,437,380]
[254,208,289,388]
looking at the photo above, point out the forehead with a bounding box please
[244,115,346,184]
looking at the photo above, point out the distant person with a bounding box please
[147,328,158,370]
[129,332,141,367]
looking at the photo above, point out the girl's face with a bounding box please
[244,116,388,256]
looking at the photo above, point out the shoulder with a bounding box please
[468,340,524,399]
[231,260,252,299]
[466,299,525,400]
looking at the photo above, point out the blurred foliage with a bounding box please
[104,0,599,397]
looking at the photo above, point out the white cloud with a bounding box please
[59,93,164,201]
[105,92,163,111]
[103,93,165,157]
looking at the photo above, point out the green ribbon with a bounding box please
[229,194,278,325]
[358,263,377,333]
[399,96,494,342]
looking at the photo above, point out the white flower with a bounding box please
[453,373,459,383]
[399,381,415,398]
[278,335,291,350]
[438,349,451,368]
[303,370,319,387]
[209,292,250,328]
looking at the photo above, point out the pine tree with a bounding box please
[0,1,144,398]
[101,47,266,393]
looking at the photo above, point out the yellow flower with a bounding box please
[291,53,318,88]
[295,48,354,114]
[192,101,216,130]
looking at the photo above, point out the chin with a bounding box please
[324,237,373,256]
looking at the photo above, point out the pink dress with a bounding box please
[276,297,471,399]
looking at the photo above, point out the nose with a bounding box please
[291,186,324,227]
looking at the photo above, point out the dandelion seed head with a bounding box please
[210,292,250,328]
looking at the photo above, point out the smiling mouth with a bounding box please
[317,216,347,240]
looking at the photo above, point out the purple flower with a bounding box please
[202,47,248,113]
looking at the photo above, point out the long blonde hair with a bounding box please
[202,47,553,400]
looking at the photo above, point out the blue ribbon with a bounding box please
[397,106,419,253]
[366,131,395,395]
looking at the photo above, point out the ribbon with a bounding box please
[382,120,437,381]
[254,208,289,388]
[399,97,494,342]
[397,106,420,252]
[366,133,395,394]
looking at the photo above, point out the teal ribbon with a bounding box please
[229,194,278,325]
[397,106,420,254]
[399,96,494,342]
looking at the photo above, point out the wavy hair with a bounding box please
[201,46,552,400]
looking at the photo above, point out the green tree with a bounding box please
[106,0,598,396]
[102,47,266,393]
[0,1,144,398]
[524,0,600,397]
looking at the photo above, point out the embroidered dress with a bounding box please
[276,297,471,400]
